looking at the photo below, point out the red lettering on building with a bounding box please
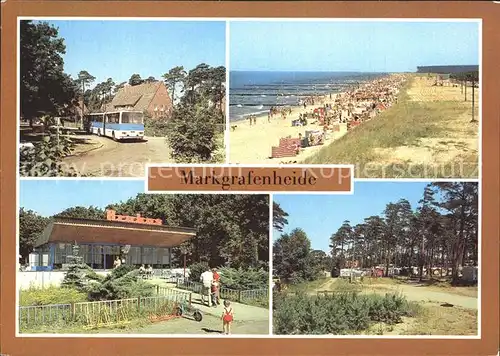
[106,209,162,225]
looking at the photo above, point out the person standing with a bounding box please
[221,300,234,335]
[200,268,214,307]
[212,268,221,305]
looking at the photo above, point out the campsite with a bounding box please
[272,182,478,335]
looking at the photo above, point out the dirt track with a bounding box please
[374,77,479,169]
[313,278,478,310]
[63,135,173,177]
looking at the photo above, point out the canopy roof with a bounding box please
[35,217,197,248]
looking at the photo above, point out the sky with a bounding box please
[42,20,226,87]
[230,21,479,72]
[273,181,432,253]
[20,180,145,217]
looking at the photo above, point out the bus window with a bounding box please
[121,111,144,124]
[90,114,104,123]
[106,113,119,124]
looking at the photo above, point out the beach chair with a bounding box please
[271,137,301,159]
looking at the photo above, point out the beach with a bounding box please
[228,95,348,164]
[229,73,407,164]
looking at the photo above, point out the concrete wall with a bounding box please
[17,268,190,290]
[17,271,109,290]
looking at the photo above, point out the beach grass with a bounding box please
[303,79,479,178]
[401,304,477,336]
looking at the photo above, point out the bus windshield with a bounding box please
[121,112,144,124]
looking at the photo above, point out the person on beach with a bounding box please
[221,300,234,335]
[268,111,271,123]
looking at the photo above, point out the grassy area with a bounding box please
[303,78,478,178]
[286,277,330,293]
[273,291,421,335]
[402,304,477,335]
[20,285,88,306]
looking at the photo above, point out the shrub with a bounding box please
[20,285,87,306]
[61,263,104,292]
[165,103,221,163]
[103,265,135,281]
[87,268,154,301]
[273,292,418,335]
[188,262,210,283]
[144,115,170,137]
[19,131,80,177]
[218,266,268,290]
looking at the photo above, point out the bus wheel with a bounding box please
[112,131,116,141]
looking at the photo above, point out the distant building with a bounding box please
[416,65,479,74]
[105,81,173,118]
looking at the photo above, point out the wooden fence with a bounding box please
[19,290,191,330]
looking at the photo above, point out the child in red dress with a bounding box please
[221,300,234,335]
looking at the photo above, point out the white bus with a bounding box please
[86,110,145,141]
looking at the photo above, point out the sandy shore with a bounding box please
[228,94,348,164]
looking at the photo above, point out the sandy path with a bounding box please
[229,97,348,164]
[310,278,477,310]
[374,77,479,168]
[368,283,478,310]
[63,135,173,177]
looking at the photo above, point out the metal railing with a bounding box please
[175,279,268,305]
[19,290,192,330]
[19,303,72,328]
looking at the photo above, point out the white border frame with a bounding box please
[143,163,355,195]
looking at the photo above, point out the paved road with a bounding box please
[97,288,270,335]
[63,135,173,177]
[100,314,269,335]
[181,289,270,322]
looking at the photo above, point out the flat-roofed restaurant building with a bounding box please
[31,209,197,270]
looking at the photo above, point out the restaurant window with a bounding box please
[162,248,170,265]
[143,247,156,265]
[128,247,141,265]
[54,243,65,264]
[93,245,104,269]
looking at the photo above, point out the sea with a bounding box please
[229,71,387,122]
